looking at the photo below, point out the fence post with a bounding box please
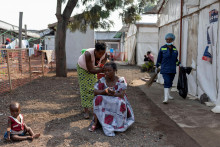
[29,56,32,81]
[41,51,44,76]
[18,12,23,72]
[6,50,12,91]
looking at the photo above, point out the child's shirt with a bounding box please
[9,114,24,135]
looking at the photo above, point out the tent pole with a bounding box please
[179,0,183,67]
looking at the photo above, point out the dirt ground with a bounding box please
[0,64,200,147]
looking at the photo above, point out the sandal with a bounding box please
[84,113,89,119]
[88,125,97,132]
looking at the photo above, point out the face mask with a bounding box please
[166,42,173,46]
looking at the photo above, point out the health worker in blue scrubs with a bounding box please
[155,33,181,104]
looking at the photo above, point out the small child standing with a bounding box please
[4,102,40,141]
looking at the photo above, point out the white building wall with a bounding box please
[44,28,94,69]
[44,36,55,50]
[65,28,95,69]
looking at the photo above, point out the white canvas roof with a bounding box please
[0,20,40,38]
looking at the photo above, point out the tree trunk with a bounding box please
[55,18,68,77]
[55,0,78,77]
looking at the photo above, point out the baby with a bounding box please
[4,102,40,141]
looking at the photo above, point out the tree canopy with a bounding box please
[55,0,156,77]
[67,0,156,32]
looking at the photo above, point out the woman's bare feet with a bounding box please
[88,124,97,132]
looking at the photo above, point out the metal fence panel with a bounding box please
[0,49,56,95]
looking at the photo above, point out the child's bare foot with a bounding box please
[33,133,40,139]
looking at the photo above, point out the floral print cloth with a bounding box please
[93,77,134,136]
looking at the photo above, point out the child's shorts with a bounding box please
[4,130,26,140]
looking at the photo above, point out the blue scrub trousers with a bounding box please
[162,73,175,88]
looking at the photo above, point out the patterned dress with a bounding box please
[77,64,97,108]
[93,77,135,136]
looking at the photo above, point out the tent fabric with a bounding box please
[215,10,220,107]
[136,43,158,66]
[212,3,220,112]
[197,3,219,102]
[200,0,219,8]
[157,0,220,113]
[136,26,158,66]
[186,14,199,96]
[183,0,200,16]
[181,18,189,67]
[158,0,181,27]
[124,24,137,64]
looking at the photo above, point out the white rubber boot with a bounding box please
[163,88,169,104]
[168,88,174,100]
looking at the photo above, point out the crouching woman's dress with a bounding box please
[93,77,134,136]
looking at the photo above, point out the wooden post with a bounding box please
[19,12,23,47]
[2,34,4,44]
[6,50,12,91]
[29,56,32,81]
[25,25,27,39]
[18,12,23,72]
[42,51,44,76]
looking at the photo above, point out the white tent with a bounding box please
[124,24,137,64]
[156,0,220,112]
[136,23,158,66]
[123,23,158,65]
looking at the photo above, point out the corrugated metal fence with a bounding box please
[0,48,56,95]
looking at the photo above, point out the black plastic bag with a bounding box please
[177,67,192,98]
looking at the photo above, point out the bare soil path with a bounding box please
[0,65,200,147]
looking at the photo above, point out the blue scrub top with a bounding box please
[156,45,179,74]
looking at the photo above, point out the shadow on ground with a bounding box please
[0,67,200,147]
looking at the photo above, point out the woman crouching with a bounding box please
[89,62,134,136]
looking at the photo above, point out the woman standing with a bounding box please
[77,42,107,118]
[155,33,181,104]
